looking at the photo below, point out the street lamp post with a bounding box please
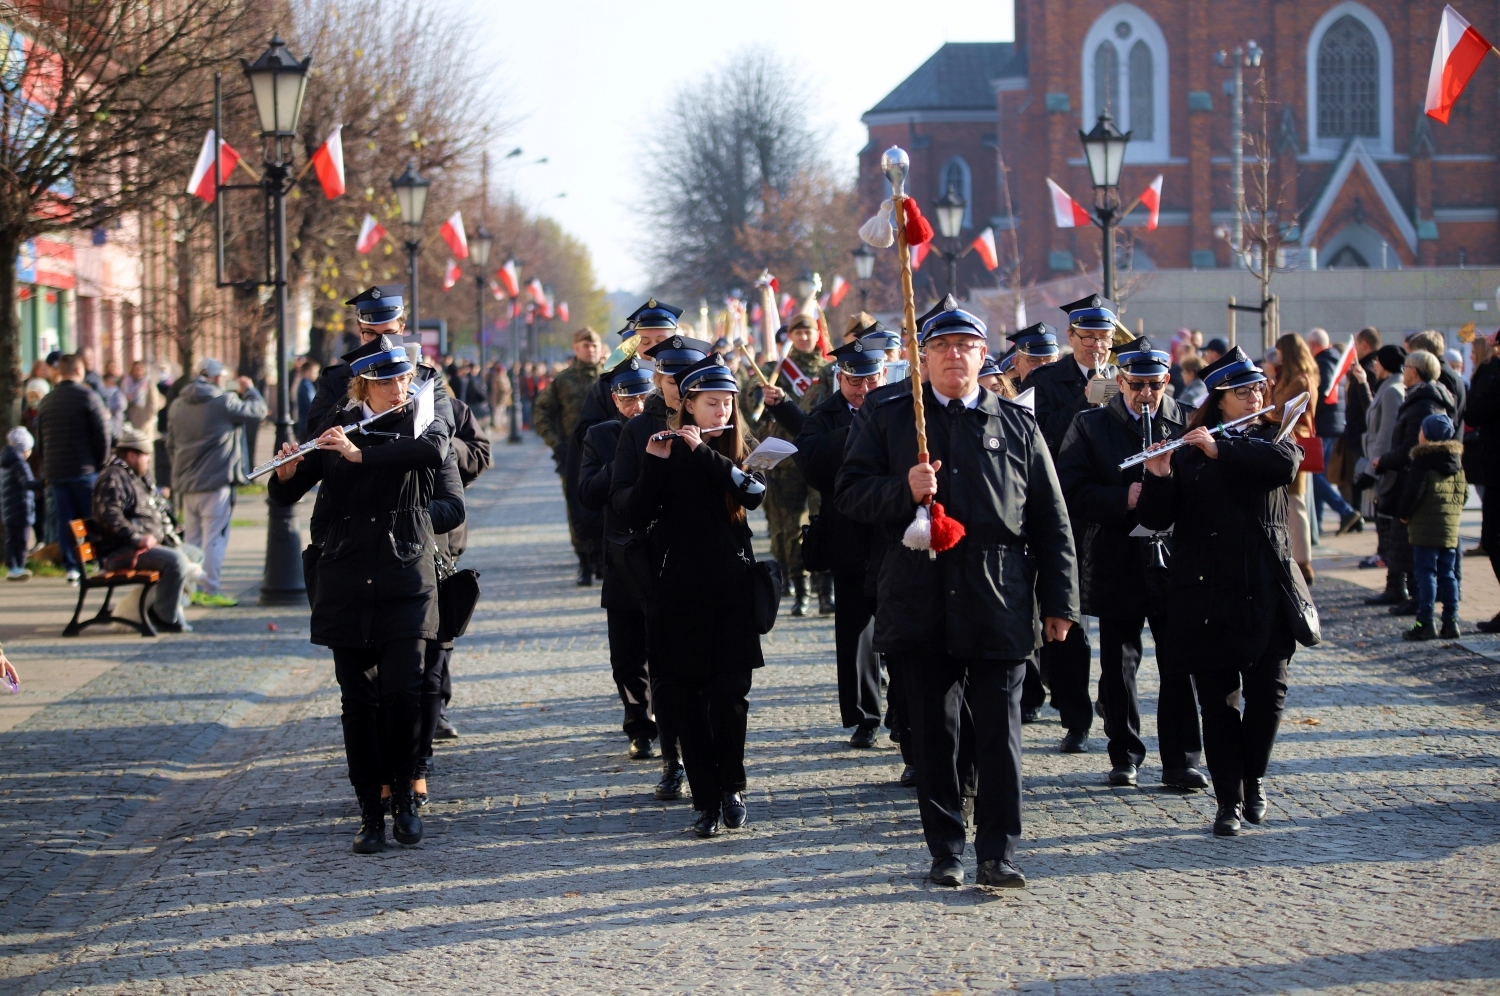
[391,160,431,338]
[471,225,493,372]
[1078,111,1131,302]
[239,36,310,605]
[933,185,968,299]
[852,244,875,312]
[506,258,524,444]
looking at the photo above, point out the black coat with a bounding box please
[34,380,110,480]
[1055,393,1191,617]
[1464,357,1500,488]
[836,385,1079,660]
[268,404,455,649]
[609,393,673,528]
[1376,380,1456,515]
[625,435,767,677]
[579,416,637,611]
[842,379,911,597]
[0,445,41,526]
[1025,357,1092,456]
[1440,364,1467,428]
[437,396,491,562]
[1314,348,1347,438]
[1135,421,1301,673]
[794,391,869,575]
[1342,356,1378,455]
[564,374,618,556]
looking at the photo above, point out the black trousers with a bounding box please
[894,651,1023,864]
[606,607,658,741]
[885,652,914,765]
[331,640,425,792]
[834,570,881,728]
[665,668,753,812]
[1021,654,1045,711]
[1097,615,1203,770]
[1192,654,1290,806]
[416,642,450,778]
[1040,622,1093,734]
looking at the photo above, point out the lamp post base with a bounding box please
[259,496,307,606]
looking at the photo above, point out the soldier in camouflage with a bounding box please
[533,328,606,585]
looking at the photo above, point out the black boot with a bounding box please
[390,779,424,846]
[576,556,593,587]
[1243,778,1268,824]
[692,804,722,837]
[1214,802,1243,836]
[655,756,685,801]
[791,576,811,617]
[816,573,835,615]
[779,563,793,598]
[352,790,387,854]
[1364,570,1407,605]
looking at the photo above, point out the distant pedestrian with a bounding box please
[1177,355,1207,407]
[294,358,321,442]
[0,427,42,581]
[1399,413,1466,640]
[166,358,267,607]
[120,359,161,435]
[33,354,110,584]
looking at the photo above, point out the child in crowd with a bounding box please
[1399,413,1466,640]
[0,427,42,581]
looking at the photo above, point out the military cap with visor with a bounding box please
[350,343,415,380]
[674,354,739,394]
[1059,292,1117,331]
[1199,344,1267,391]
[622,298,683,338]
[1113,336,1172,378]
[829,338,885,378]
[1007,321,1060,357]
[642,335,712,375]
[978,352,1003,379]
[918,294,988,343]
[346,285,406,326]
[609,357,655,396]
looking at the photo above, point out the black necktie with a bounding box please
[1085,368,1095,381]
[947,399,965,415]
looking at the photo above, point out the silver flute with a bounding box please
[247,379,434,480]
[1116,404,1275,470]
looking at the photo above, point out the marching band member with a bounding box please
[1137,346,1303,836]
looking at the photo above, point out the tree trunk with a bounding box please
[0,227,25,435]
[175,230,196,376]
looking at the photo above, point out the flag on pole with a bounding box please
[442,258,462,290]
[497,259,520,297]
[778,355,813,397]
[558,302,570,323]
[1139,175,1164,230]
[1322,342,1360,404]
[527,277,546,305]
[972,228,999,270]
[439,210,468,259]
[1426,5,1495,124]
[186,129,239,203]
[489,278,506,301]
[310,125,346,199]
[355,214,385,254]
[910,242,931,270]
[541,293,555,319]
[828,275,850,308]
[1046,178,1093,228]
[779,293,795,318]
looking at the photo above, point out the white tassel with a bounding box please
[859,199,895,247]
[901,504,932,551]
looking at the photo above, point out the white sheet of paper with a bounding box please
[1012,387,1035,412]
[1128,523,1173,537]
[743,436,798,471]
[412,378,436,436]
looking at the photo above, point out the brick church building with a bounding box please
[860,0,1500,296]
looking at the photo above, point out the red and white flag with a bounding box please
[1322,342,1360,404]
[828,275,850,308]
[540,293,555,319]
[972,228,999,270]
[910,242,931,270]
[778,355,813,397]
[1427,5,1495,124]
[310,125,345,199]
[442,258,462,290]
[497,258,520,297]
[489,278,506,301]
[355,214,385,254]
[779,293,796,318]
[1138,175,1163,230]
[527,277,546,305]
[439,210,468,259]
[186,129,239,203]
[1046,178,1093,228]
[558,302,570,323]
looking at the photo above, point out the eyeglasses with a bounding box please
[842,373,883,384]
[924,339,985,355]
[1230,384,1266,400]
[1071,331,1112,346]
[1123,378,1168,392]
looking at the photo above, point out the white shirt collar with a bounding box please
[932,384,981,409]
[361,402,377,420]
[1077,359,1095,379]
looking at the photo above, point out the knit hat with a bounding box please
[1422,413,1455,442]
[1375,344,1406,374]
[7,427,33,450]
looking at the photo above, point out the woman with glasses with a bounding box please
[1136,345,1303,837]
[1055,337,1206,792]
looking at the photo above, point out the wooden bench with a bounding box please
[63,518,160,638]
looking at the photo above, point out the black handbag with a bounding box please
[800,514,833,573]
[1280,557,1321,648]
[746,556,782,635]
[437,561,482,642]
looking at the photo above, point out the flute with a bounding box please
[650,424,735,443]
[247,378,434,480]
[1116,404,1274,470]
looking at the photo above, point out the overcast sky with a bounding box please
[460,0,1015,294]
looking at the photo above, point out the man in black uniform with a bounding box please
[1055,337,1207,790]
[794,335,887,747]
[837,302,1078,889]
[1024,295,1118,753]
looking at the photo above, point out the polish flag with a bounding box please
[558,302,570,323]
[1322,341,1360,404]
[828,275,850,308]
[972,228,999,270]
[1138,175,1164,230]
[527,277,546,305]
[497,258,520,297]
[310,125,346,199]
[1047,178,1093,228]
[439,210,468,259]
[910,242,931,270]
[1426,5,1495,124]
[779,293,796,318]
[186,129,239,203]
[443,258,463,290]
[489,278,506,301]
[355,214,385,254]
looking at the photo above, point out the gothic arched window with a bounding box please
[1094,42,1119,118]
[1128,40,1154,141]
[1317,15,1379,138]
[1082,5,1169,162]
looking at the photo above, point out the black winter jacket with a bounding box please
[1025,358,1093,456]
[842,379,911,597]
[436,397,491,561]
[1376,380,1456,516]
[1055,393,1192,617]
[1135,421,1301,673]
[34,380,109,480]
[579,416,640,611]
[609,393,673,529]
[793,391,868,576]
[836,385,1079,660]
[564,373,618,556]
[1314,348,1346,438]
[0,445,41,526]
[1464,358,1500,488]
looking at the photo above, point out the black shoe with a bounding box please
[817,574,835,615]
[1403,620,1436,641]
[1213,802,1243,837]
[655,759,685,801]
[1060,729,1089,754]
[352,792,387,854]
[1365,585,1406,606]
[848,723,878,749]
[975,859,1026,888]
[692,806,722,837]
[576,559,593,586]
[721,792,747,829]
[929,855,964,887]
[390,782,423,846]
[1093,699,1105,720]
[961,796,976,830]
[1243,779,1267,824]
[1108,763,1138,787]
[791,577,810,617]
[1440,618,1460,640]
[1021,707,1041,724]
[433,717,459,740]
[1389,599,1417,616]
[1161,767,1209,791]
[1337,511,1364,535]
[898,764,919,788]
[146,606,192,633]
[629,737,654,760]
[779,565,793,599]
[1477,614,1500,633]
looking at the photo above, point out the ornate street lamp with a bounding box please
[1079,111,1131,302]
[391,159,431,337]
[934,185,968,298]
[472,224,493,375]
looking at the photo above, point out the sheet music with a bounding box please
[412,378,435,436]
[1012,387,1035,412]
[743,436,797,471]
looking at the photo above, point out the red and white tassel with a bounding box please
[902,503,932,552]
[901,501,966,561]
[902,197,935,246]
[859,199,895,247]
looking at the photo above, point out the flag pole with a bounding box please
[888,158,928,467]
[236,158,262,184]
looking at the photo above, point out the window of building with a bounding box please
[1128,41,1153,141]
[1094,42,1119,118]
[1306,2,1392,156]
[1081,4,1169,163]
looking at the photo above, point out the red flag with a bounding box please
[1427,5,1495,124]
[443,258,462,290]
[1322,343,1359,404]
[1046,178,1093,228]
[489,278,506,301]
[750,303,764,324]
[439,210,468,259]
[558,301,570,323]
[527,277,546,305]
[779,293,795,318]
[910,242,931,270]
[497,259,520,297]
[829,275,850,308]
[972,228,999,270]
[186,130,239,203]
[310,125,345,199]
[1138,175,1163,230]
[356,214,385,254]
[778,355,813,397]
[541,293,555,319]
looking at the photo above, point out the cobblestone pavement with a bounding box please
[2,436,1498,994]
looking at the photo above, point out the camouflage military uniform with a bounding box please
[757,347,829,582]
[532,357,604,557]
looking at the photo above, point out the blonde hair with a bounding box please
[348,371,414,406]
